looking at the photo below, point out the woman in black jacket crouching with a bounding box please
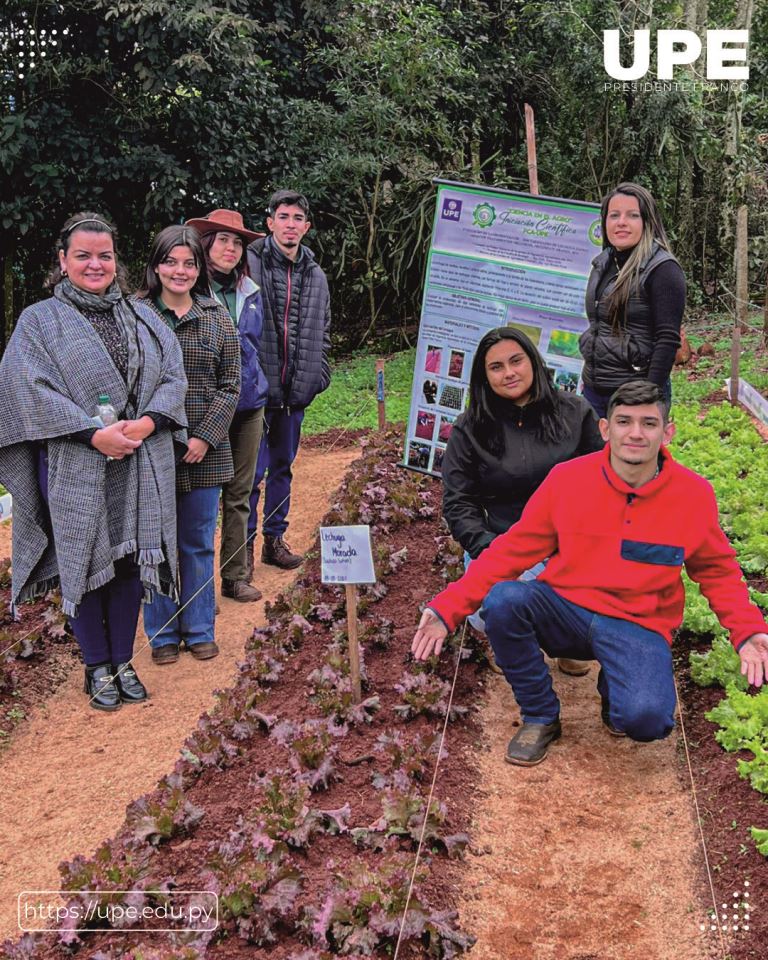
[442,326,603,675]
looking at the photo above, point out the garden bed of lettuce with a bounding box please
[670,396,768,960]
[3,428,489,960]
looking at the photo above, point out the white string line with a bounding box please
[393,620,468,960]
[672,672,729,959]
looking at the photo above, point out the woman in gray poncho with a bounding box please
[0,212,188,712]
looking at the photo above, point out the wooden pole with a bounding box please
[344,583,362,703]
[730,205,748,403]
[735,204,749,334]
[524,103,539,196]
[375,358,386,430]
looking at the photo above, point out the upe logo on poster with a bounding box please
[603,29,749,80]
[441,198,462,222]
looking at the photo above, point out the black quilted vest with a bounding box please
[579,243,678,391]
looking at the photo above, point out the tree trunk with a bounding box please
[720,0,754,261]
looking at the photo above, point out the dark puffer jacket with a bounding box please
[246,236,331,409]
[442,393,603,559]
[579,242,684,392]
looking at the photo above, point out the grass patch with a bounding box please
[303,349,416,436]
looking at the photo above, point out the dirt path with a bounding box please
[457,663,712,960]
[0,444,357,940]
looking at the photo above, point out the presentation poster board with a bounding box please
[404,180,601,476]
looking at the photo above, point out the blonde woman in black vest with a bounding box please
[579,183,686,418]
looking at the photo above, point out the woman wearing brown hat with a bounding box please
[185,209,268,603]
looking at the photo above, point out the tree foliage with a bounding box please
[1,0,766,353]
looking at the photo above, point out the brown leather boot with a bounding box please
[222,578,263,602]
[557,658,591,677]
[261,535,302,570]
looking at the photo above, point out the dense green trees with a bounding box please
[1,0,766,353]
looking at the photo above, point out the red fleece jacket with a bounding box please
[429,445,766,649]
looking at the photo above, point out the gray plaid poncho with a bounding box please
[0,296,188,616]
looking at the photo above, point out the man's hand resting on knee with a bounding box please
[411,609,448,661]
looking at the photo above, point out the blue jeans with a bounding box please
[482,580,676,741]
[248,407,305,538]
[464,551,546,633]
[144,485,221,648]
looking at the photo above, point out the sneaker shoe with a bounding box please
[505,720,562,766]
[188,641,219,661]
[222,578,263,602]
[557,657,590,676]
[151,643,180,665]
[261,535,302,570]
[600,697,626,737]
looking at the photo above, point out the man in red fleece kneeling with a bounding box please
[412,380,768,766]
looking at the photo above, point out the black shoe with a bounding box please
[261,535,302,570]
[600,697,626,737]
[112,662,149,703]
[188,641,219,660]
[245,542,255,583]
[505,720,562,766]
[83,664,121,712]
[151,643,180,665]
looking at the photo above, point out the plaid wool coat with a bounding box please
[138,295,241,491]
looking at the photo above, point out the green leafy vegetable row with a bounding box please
[675,401,768,856]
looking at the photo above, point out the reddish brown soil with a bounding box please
[0,443,358,943]
[0,590,81,742]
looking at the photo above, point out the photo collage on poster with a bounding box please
[408,343,465,474]
[405,181,601,476]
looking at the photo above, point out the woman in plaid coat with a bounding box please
[135,225,240,664]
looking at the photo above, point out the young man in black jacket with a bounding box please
[245,190,331,571]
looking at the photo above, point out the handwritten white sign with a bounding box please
[0,493,11,523]
[725,377,768,427]
[320,525,376,585]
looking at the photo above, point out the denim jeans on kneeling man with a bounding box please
[463,552,546,633]
[481,579,676,742]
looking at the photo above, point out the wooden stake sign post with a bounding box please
[376,358,386,430]
[320,525,376,703]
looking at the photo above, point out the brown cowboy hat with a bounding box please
[185,209,263,243]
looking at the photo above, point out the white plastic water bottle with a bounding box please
[94,394,119,460]
[95,394,118,427]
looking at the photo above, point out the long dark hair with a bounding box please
[465,327,565,454]
[135,225,210,300]
[200,230,250,286]
[600,182,671,331]
[45,210,129,292]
